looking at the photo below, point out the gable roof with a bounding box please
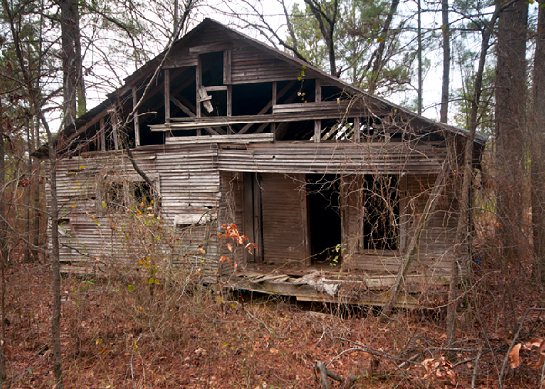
[46,18,487,155]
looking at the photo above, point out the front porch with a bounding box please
[225,262,450,309]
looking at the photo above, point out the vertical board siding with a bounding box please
[261,173,306,265]
[231,43,302,84]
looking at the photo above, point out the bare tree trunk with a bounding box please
[2,0,64,385]
[304,0,339,77]
[446,1,513,354]
[495,0,528,264]
[440,0,450,123]
[366,0,400,95]
[31,117,41,262]
[417,0,423,115]
[531,0,545,282]
[24,124,31,263]
[0,94,6,389]
[59,0,85,126]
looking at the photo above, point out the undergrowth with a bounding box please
[2,260,545,388]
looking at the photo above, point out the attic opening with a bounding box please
[307,174,342,264]
[201,51,224,86]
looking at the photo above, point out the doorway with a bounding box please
[307,174,342,264]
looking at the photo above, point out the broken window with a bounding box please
[99,179,159,216]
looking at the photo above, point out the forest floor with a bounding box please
[1,262,544,388]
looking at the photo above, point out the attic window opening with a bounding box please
[201,51,224,86]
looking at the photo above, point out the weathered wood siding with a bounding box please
[163,23,307,84]
[50,145,223,278]
[217,142,446,175]
[261,173,308,265]
[404,174,458,274]
[50,140,458,280]
[230,44,302,84]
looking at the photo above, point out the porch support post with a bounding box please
[196,56,202,135]
[111,108,119,150]
[354,117,361,143]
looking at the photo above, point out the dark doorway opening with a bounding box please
[307,174,342,264]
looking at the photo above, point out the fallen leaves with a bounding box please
[421,356,457,386]
[508,343,522,369]
[508,337,545,370]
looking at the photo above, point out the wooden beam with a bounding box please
[196,57,202,118]
[253,174,263,261]
[354,118,361,143]
[170,95,195,117]
[132,87,140,146]
[271,81,277,138]
[300,173,310,265]
[314,79,322,143]
[223,50,232,84]
[189,42,232,55]
[243,172,255,264]
[99,117,106,151]
[227,85,232,117]
[169,95,225,135]
[164,69,170,123]
[314,120,321,143]
[165,133,274,145]
[204,85,228,92]
[110,109,119,150]
[151,110,373,131]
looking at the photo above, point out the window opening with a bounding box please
[362,175,399,251]
[101,180,159,215]
[201,52,224,86]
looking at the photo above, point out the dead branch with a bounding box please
[316,361,330,389]
[315,361,357,389]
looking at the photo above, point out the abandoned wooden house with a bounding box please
[41,19,486,307]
